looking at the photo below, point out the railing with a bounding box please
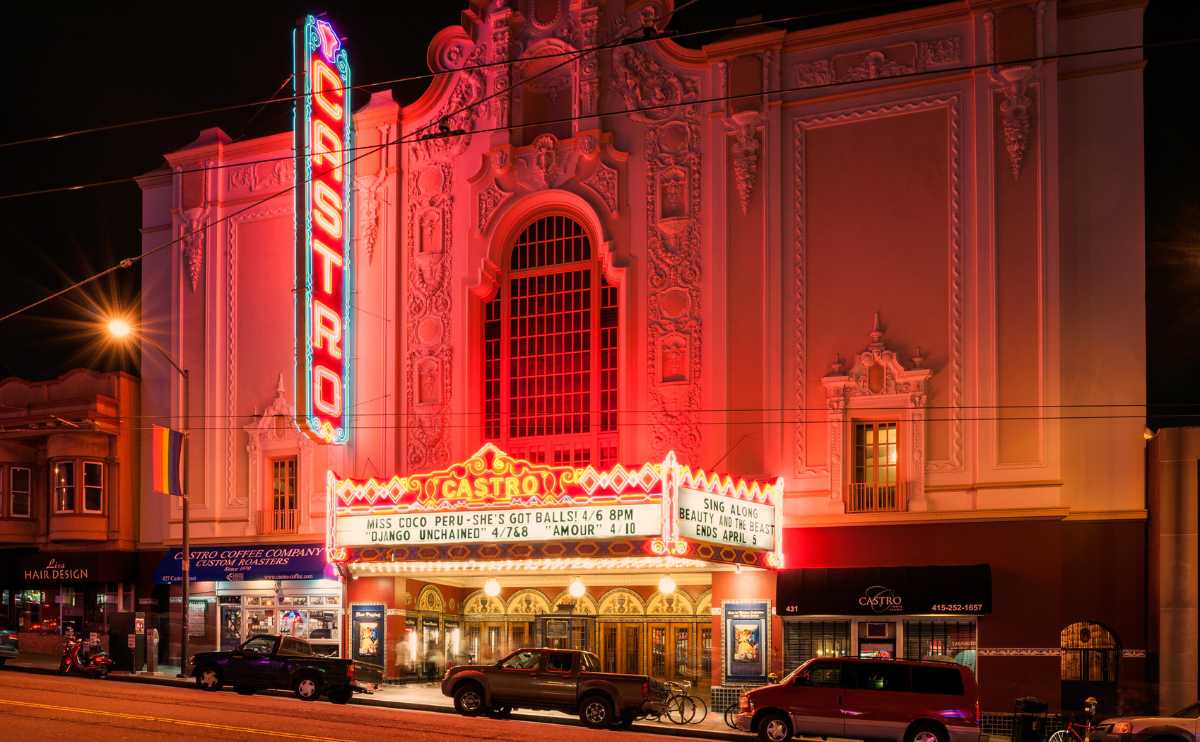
[845,482,907,513]
[269,507,298,534]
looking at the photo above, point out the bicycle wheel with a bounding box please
[1048,730,1069,742]
[724,701,740,729]
[665,695,695,724]
[688,695,708,724]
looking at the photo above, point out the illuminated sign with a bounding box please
[326,444,787,567]
[677,487,776,550]
[294,15,353,444]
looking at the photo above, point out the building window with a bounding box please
[1061,621,1118,683]
[783,620,851,673]
[82,462,104,513]
[10,467,31,518]
[483,215,618,468]
[54,461,76,513]
[904,619,977,673]
[271,457,298,533]
[848,421,904,512]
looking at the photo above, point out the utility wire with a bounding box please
[0,1,916,152]
[0,30,1167,323]
[0,34,1174,204]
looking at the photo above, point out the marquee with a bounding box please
[326,444,785,569]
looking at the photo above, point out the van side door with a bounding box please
[841,662,912,741]
[784,660,847,738]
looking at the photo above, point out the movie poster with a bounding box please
[724,600,769,683]
[351,603,385,667]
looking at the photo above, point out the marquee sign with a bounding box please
[326,444,785,568]
[294,15,353,444]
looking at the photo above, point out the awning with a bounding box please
[154,543,334,584]
[777,564,991,616]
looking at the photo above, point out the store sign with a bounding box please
[859,584,904,614]
[327,443,786,566]
[154,543,332,584]
[777,565,992,616]
[677,487,775,550]
[23,558,87,582]
[335,503,661,546]
[294,14,353,445]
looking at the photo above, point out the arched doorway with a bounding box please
[1060,621,1119,713]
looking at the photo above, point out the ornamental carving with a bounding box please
[413,59,486,162]
[463,592,505,616]
[725,111,763,214]
[477,182,506,233]
[582,162,618,214]
[993,66,1035,180]
[180,207,207,293]
[616,46,703,461]
[647,591,694,616]
[406,156,453,470]
[597,589,646,616]
[794,37,961,88]
[506,590,552,615]
[417,585,445,613]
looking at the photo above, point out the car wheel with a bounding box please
[294,675,321,702]
[328,688,352,705]
[196,666,222,691]
[757,711,793,742]
[579,695,614,729]
[453,683,485,717]
[235,685,256,695]
[485,704,512,719]
[906,723,949,742]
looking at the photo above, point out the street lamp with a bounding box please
[105,317,191,678]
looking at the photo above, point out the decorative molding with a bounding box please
[616,46,703,462]
[356,124,391,266]
[992,65,1035,180]
[226,203,292,507]
[225,159,294,195]
[794,37,961,88]
[724,111,763,215]
[978,647,1061,657]
[244,373,313,533]
[793,95,965,479]
[180,207,207,293]
[477,181,507,233]
[582,161,619,214]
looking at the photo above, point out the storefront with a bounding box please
[776,565,991,672]
[0,549,139,654]
[153,543,342,659]
[331,444,784,689]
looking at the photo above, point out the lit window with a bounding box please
[272,457,298,533]
[83,462,104,513]
[54,462,76,513]
[10,467,30,518]
[483,215,618,468]
[848,422,902,513]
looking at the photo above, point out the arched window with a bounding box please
[483,215,618,467]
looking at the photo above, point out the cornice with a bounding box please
[781,2,970,54]
[1057,0,1148,20]
[700,29,788,61]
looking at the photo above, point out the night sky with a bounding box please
[1,2,1195,427]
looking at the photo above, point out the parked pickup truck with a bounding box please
[191,634,382,704]
[442,647,668,728]
[0,628,17,666]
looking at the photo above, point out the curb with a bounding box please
[2,662,746,740]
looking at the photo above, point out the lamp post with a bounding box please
[106,317,190,677]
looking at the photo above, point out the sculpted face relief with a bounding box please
[295,16,353,444]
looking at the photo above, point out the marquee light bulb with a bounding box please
[483,578,502,597]
[568,577,586,599]
[658,575,677,596]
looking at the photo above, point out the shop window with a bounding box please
[783,620,851,672]
[82,461,104,513]
[849,421,904,512]
[53,461,76,513]
[271,457,298,533]
[10,467,30,517]
[905,620,977,673]
[482,215,619,467]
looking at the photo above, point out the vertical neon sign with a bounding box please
[295,15,353,444]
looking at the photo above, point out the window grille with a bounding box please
[783,620,851,673]
[904,620,977,673]
[1060,622,1118,682]
[483,216,618,467]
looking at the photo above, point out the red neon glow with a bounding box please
[315,19,340,62]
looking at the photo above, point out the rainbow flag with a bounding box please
[152,425,185,496]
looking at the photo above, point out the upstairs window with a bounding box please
[848,421,904,513]
[10,467,30,518]
[271,457,298,533]
[53,462,76,513]
[483,215,618,468]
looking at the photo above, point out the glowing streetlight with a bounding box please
[106,317,133,340]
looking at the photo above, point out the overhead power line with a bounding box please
[0,30,1168,324]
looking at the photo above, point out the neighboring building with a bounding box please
[0,370,143,658]
[136,0,1147,712]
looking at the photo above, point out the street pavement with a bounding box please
[0,669,702,741]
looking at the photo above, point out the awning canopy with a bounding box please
[154,543,334,584]
[777,564,991,616]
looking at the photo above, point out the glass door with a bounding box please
[601,622,644,675]
[218,596,242,651]
[647,621,698,682]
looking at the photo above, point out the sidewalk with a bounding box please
[1,655,746,740]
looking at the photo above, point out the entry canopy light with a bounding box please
[658,575,677,596]
[483,577,502,597]
[568,577,587,599]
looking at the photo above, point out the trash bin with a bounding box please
[1013,697,1049,742]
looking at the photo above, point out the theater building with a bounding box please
[137,0,1148,712]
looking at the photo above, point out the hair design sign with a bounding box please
[325,444,786,567]
[294,14,353,444]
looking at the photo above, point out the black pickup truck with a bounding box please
[191,634,381,704]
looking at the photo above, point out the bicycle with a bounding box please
[649,680,709,724]
[724,699,741,729]
[1047,697,1101,742]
